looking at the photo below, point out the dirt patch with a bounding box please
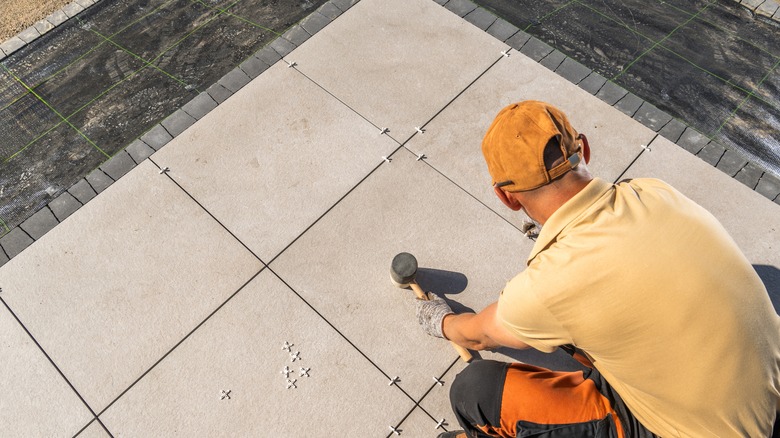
[0,0,73,42]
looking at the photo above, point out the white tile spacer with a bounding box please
[501,49,511,57]
[281,366,293,378]
[220,389,231,400]
[388,376,400,386]
[414,126,425,134]
[435,419,448,430]
[290,351,301,362]
[381,156,392,163]
[640,144,651,152]
[380,127,389,135]
[286,60,297,68]
[299,367,310,377]
[159,166,170,174]
[389,425,401,435]
[415,153,426,161]
[432,376,444,386]
[282,341,293,352]
[286,378,297,389]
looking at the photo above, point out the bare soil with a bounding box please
[1,0,72,42]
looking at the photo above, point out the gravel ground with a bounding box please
[1,0,72,42]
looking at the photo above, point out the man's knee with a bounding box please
[450,360,509,427]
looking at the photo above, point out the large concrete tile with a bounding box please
[288,0,508,143]
[622,136,780,266]
[0,304,94,436]
[100,270,415,437]
[0,161,262,412]
[271,150,534,399]
[405,52,655,229]
[153,62,398,261]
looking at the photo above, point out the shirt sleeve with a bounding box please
[497,270,572,353]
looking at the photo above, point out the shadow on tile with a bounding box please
[471,347,589,373]
[416,268,468,296]
[754,264,780,315]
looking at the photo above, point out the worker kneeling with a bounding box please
[416,101,780,438]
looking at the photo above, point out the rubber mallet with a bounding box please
[391,252,473,363]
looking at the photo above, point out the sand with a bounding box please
[1,0,73,42]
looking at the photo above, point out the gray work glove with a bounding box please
[416,293,454,339]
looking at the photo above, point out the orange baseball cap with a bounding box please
[482,100,582,192]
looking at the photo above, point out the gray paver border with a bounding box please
[433,0,780,207]
[2,0,780,268]
[0,0,361,261]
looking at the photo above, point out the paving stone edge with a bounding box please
[0,0,358,263]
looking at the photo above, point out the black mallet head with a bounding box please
[390,252,418,288]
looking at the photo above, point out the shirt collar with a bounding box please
[527,178,613,264]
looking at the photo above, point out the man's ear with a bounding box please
[580,133,591,164]
[494,186,523,211]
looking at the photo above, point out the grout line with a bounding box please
[70,417,95,437]
[266,157,390,266]
[613,133,660,182]
[82,170,106,193]
[0,296,104,431]
[403,53,506,146]
[157,120,175,138]
[92,416,115,438]
[287,66,391,139]
[148,157,268,264]
[409,148,523,234]
[413,357,458,409]
[95,267,267,417]
[266,265,430,409]
[384,358,459,437]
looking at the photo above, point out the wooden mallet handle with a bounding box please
[410,282,473,363]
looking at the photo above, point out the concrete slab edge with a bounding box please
[0,0,355,261]
[0,0,102,62]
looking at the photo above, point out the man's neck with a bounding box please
[520,173,593,225]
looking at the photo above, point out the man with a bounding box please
[416,101,780,437]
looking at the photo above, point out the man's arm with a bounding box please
[442,302,531,351]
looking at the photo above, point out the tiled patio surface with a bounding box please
[1,0,779,436]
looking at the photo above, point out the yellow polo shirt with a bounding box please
[498,177,780,437]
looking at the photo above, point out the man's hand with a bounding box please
[416,293,454,338]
